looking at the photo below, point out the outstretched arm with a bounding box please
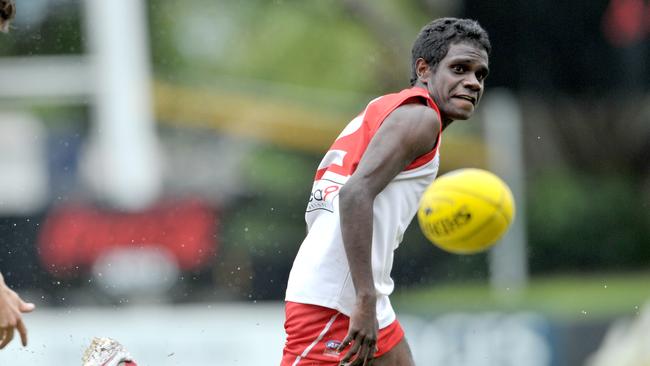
[336,103,440,365]
[0,272,35,349]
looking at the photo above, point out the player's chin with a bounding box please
[445,100,475,120]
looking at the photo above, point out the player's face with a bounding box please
[425,42,489,123]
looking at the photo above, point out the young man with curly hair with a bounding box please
[282,18,491,366]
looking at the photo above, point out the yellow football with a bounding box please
[417,168,515,254]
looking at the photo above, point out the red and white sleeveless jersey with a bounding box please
[285,87,442,328]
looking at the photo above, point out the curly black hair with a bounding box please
[410,18,491,85]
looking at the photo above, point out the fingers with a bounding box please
[352,338,376,366]
[0,299,32,349]
[19,301,35,313]
[337,332,354,353]
[359,339,376,366]
[340,337,361,364]
[339,336,376,366]
[17,319,27,346]
[0,327,13,349]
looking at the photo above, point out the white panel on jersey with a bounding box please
[336,96,381,139]
[337,115,364,139]
[317,149,347,171]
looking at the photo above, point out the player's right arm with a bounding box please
[0,272,35,349]
[336,102,440,365]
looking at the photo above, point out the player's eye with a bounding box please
[452,64,465,73]
[477,67,489,81]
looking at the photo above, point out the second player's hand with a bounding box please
[337,298,378,366]
[0,284,35,349]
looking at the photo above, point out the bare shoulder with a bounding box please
[348,101,439,193]
[380,102,440,154]
[385,103,440,132]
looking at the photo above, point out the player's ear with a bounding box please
[415,58,431,84]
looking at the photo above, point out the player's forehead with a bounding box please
[442,42,489,68]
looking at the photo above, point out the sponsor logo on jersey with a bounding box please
[306,181,341,213]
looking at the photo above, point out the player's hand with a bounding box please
[337,296,378,366]
[0,284,35,349]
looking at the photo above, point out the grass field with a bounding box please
[393,271,650,321]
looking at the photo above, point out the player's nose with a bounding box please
[463,74,481,91]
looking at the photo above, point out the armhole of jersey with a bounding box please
[333,88,440,176]
[367,92,441,171]
[370,95,430,135]
[402,95,430,107]
[404,97,442,171]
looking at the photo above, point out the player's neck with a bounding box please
[411,81,454,129]
[442,118,454,131]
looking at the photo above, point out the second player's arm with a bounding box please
[337,102,440,365]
